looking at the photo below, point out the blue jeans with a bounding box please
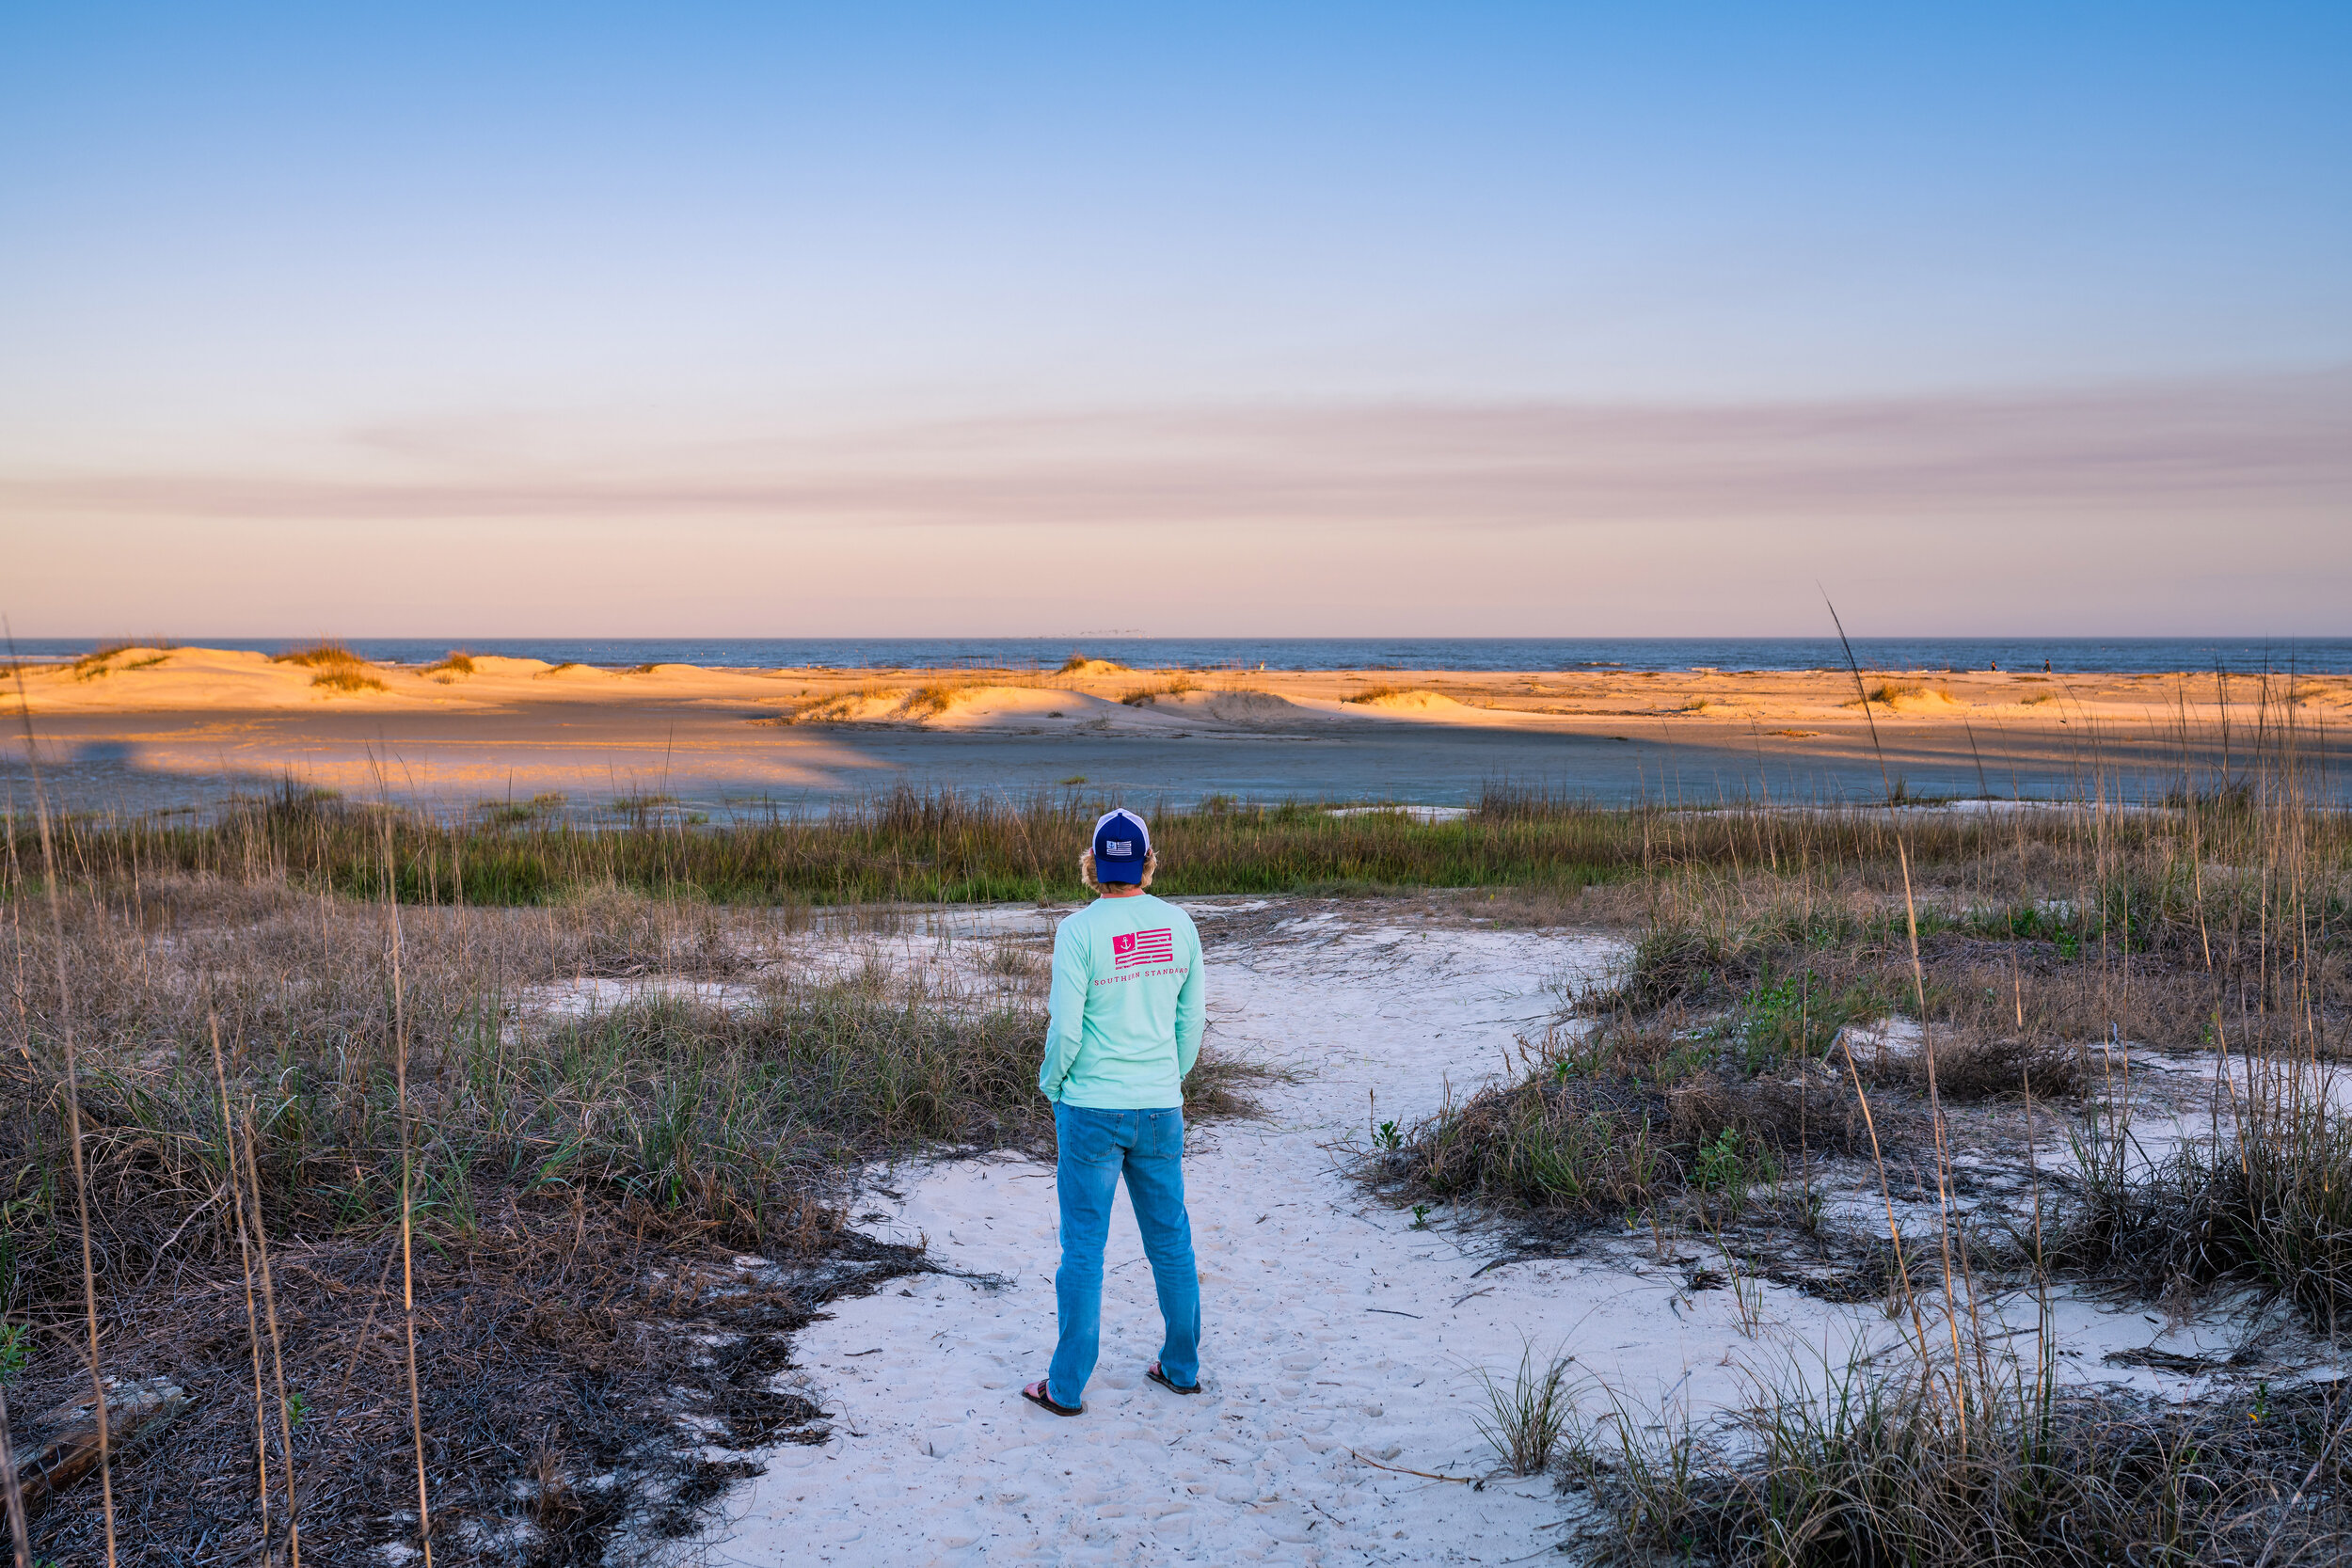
[1047,1103,1200,1407]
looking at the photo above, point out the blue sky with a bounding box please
[3,4,2346,634]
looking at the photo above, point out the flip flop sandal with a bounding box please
[1022,1381,1084,1418]
[1147,1361,1200,1396]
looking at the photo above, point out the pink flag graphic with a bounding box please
[1112,928,1176,969]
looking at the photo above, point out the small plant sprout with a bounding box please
[1471,1340,1577,1477]
[1694,1128,1744,1195]
[1410,1203,1432,1228]
[1714,1230,1765,1338]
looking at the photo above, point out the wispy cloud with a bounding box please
[6,370,2346,530]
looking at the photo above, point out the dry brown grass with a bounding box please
[1118,676,1198,706]
[1563,1352,2352,1567]
[269,641,365,669]
[1496,689,2352,1564]
[0,874,1260,1562]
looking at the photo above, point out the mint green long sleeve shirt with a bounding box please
[1038,893,1205,1109]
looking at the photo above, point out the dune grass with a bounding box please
[28,771,2347,914]
[1418,685,2352,1563]
[269,641,367,669]
[1118,675,1197,705]
[1562,1343,2351,1566]
[0,871,1262,1563]
[2058,1072,2352,1334]
[5,679,2347,1561]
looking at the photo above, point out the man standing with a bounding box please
[1023,808,1205,1417]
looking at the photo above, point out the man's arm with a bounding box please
[1173,916,1205,1081]
[1039,917,1090,1101]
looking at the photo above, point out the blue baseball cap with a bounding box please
[1090,808,1152,883]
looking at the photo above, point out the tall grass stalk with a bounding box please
[384,816,435,1566]
[0,1383,26,1568]
[238,1111,301,1566]
[11,663,115,1567]
[208,1016,273,1548]
[1838,604,1967,1387]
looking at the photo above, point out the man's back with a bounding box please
[1039,893,1205,1109]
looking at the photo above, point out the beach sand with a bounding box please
[684,900,2288,1566]
[8,647,2346,813]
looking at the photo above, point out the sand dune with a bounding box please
[13,644,2345,730]
[8,647,2345,816]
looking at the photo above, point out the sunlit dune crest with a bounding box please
[11,645,2348,728]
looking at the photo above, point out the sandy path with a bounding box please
[711,915,1810,1566]
[693,907,2294,1565]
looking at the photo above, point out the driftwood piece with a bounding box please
[17,1377,188,1519]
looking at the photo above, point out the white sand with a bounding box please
[694,911,2261,1567]
[715,915,1639,1565]
[448,899,2322,1564]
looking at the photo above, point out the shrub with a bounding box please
[1565,1349,2352,1567]
[1119,676,1197,706]
[272,641,365,668]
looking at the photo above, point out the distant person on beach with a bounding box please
[1023,808,1206,1417]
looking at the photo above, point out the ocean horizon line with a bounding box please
[8,634,2350,675]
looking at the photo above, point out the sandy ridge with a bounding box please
[13,645,2344,732]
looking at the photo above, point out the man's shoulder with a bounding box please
[1058,895,1197,935]
[1140,895,1201,939]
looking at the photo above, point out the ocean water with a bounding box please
[12,635,2349,674]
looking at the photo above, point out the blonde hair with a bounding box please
[1079,847,1156,895]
